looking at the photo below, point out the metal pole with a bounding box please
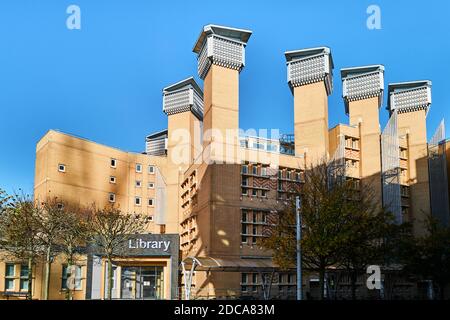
[296,196,302,300]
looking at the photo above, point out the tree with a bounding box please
[261,160,400,300]
[336,206,401,300]
[56,202,91,300]
[87,205,150,300]
[401,214,450,300]
[34,198,68,300]
[0,194,42,300]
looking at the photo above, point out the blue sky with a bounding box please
[0,0,449,195]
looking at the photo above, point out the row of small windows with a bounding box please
[4,263,83,292]
[108,193,155,207]
[109,176,155,189]
[58,162,155,173]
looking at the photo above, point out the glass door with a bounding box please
[120,266,164,300]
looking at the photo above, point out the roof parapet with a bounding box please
[341,64,385,114]
[193,24,253,79]
[285,47,334,95]
[162,77,204,120]
[387,80,432,116]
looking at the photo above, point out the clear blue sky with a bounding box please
[0,0,449,195]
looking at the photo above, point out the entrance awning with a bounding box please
[182,256,287,272]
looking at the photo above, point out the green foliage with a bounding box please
[400,214,450,299]
[261,161,406,299]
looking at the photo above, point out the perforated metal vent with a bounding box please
[197,35,245,79]
[390,87,431,114]
[285,48,333,96]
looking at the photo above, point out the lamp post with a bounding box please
[296,196,302,300]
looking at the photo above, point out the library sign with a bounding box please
[122,233,178,257]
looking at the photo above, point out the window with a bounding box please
[5,263,15,291]
[148,182,155,189]
[57,203,64,209]
[148,198,154,207]
[252,189,258,197]
[20,264,29,291]
[287,171,291,180]
[241,273,248,292]
[261,190,267,197]
[135,180,142,188]
[261,212,267,223]
[241,188,248,196]
[109,193,115,203]
[135,197,141,206]
[136,164,142,173]
[278,170,283,179]
[241,165,248,174]
[241,224,248,236]
[61,265,82,290]
[346,138,352,148]
[58,164,66,172]
[252,165,258,175]
[261,167,267,176]
[242,177,248,186]
[352,139,359,149]
[148,165,155,174]
[110,176,116,184]
[400,148,408,159]
[111,158,117,168]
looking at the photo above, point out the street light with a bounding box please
[296,196,302,300]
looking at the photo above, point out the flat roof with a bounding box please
[193,24,253,53]
[162,76,203,97]
[340,64,384,79]
[146,129,168,140]
[284,46,334,68]
[387,80,432,110]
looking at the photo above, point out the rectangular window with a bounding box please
[135,197,141,206]
[58,164,66,172]
[111,158,117,168]
[110,176,116,184]
[241,165,248,174]
[148,182,155,189]
[241,188,248,196]
[242,211,247,222]
[148,198,154,207]
[287,171,291,180]
[278,170,283,179]
[242,177,248,186]
[61,265,82,290]
[148,165,155,174]
[261,190,267,197]
[135,180,142,188]
[241,273,248,284]
[252,189,258,197]
[261,167,267,176]
[20,264,29,291]
[109,193,116,203]
[252,166,258,175]
[136,164,142,173]
[5,263,15,291]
